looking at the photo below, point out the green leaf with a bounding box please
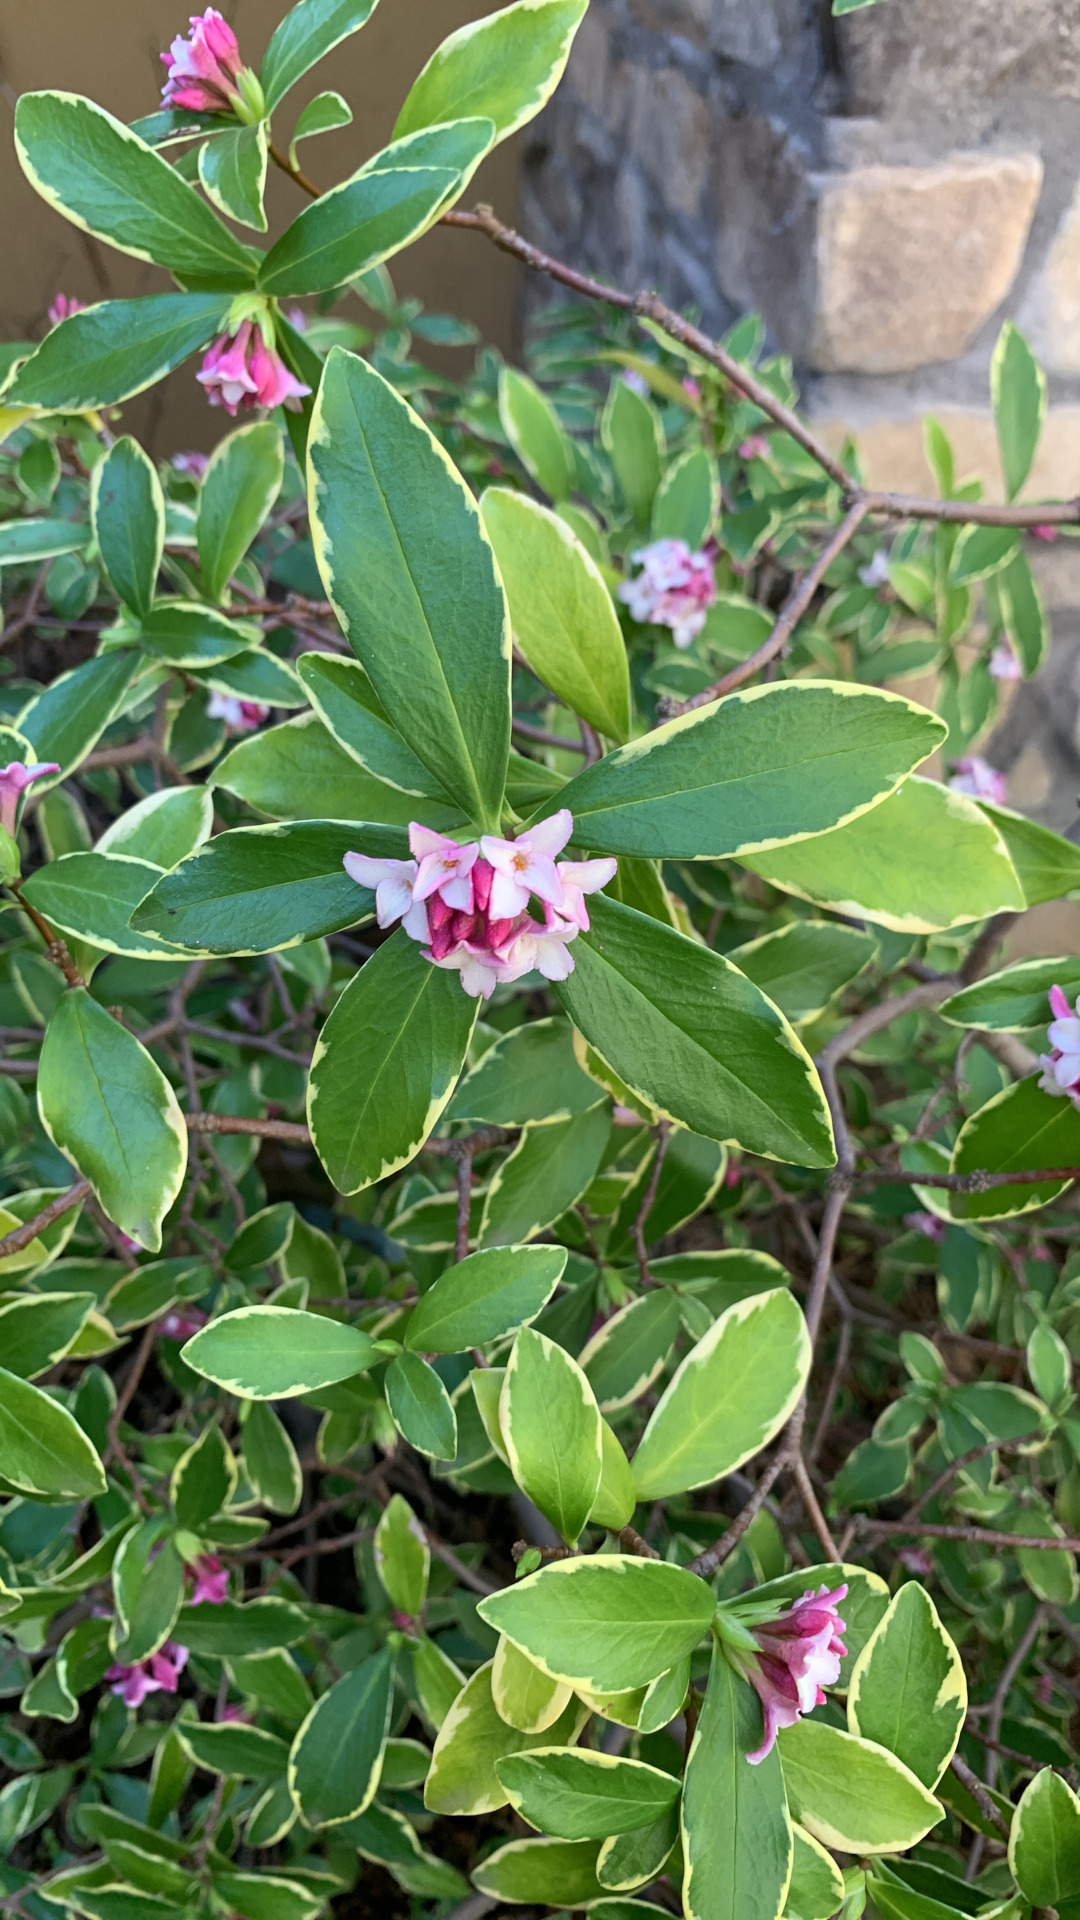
[19,649,139,784]
[202,648,305,710]
[174,1596,308,1654]
[0,1293,95,1378]
[296,652,450,799]
[631,1288,809,1499]
[652,445,718,547]
[90,437,164,617]
[555,895,835,1167]
[471,1835,606,1907]
[778,1719,944,1854]
[1009,1767,1080,1908]
[948,1075,1080,1220]
[947,524,1018,586]
[0,1364,106,1499]
[500,1327,602,1543]
[6,294,231,411]
[15,93,254,280]
[745,777,1025,932]
[182,1306,381,1399]
[241,1402,303,1516]
[405,1244,567,1353]
[212,1875,319,1920]
[260,0,380,111]
[180,1719,290,1779]
[374,1493,429,1616]
[229,1652,313,1726]
[288,1650,393,1826]
[425,1661,585,1812]
[496,1747,680,1840]
[111,1524,185,1664]
[784,1825,846,1920]
[597,1811,680,1893]
[289,91,353,165]
[491,1634,571,1734]
[214,714,453,825]
[538,682,944,859]
[259,165,460,297]
[308,349,511,830]
[992,321,1046,501]
[197,422,283,601]
[20,852,190,961]
[447,1016,599,1124]
[307,929,477,1194]
[847,1584,966,1788]
[38,989,187,1252]
[976,799,1080,907]
[481,488,631,741]
[393,0,587,142]
[994,548,1048,675]
[0,519,86,566]
[479,1105,611,1247]
[131,821,399,955]
[580,1291,682,1419]
[171,1424,236,1529]
[136,601,255,668]
[683,1651,793,1920]
[97,786,213,869]
[385,1350,457,1458]
[478,1554,716,1692]
[199,122,268,233]
[602,376,664,527]
[729,922,876,1025]
[498,367,576,501]
[942,955,1080,1032]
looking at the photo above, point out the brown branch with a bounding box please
[0,1178,90,1258]
[949,1752,1011,1840]
[455,1154,473,1263]
[855,1517,1080,1552]
[685,1448,790,1579]
[267,139,321,200]
[184,1112,311,1145]
[425,1529,498,1596]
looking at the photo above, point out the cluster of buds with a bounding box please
[47,293,84,329]
[206,692,270,734]
[947,755,1007,806]
[197,312,310,418]
[1039,985,1080,1110]
[161,9,264,122]
[715,1583,848,1764]
[344,812,616,1001]
[618,537,718,650]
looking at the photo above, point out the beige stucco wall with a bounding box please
[0,0,523,451]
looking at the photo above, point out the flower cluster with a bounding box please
[198,320,310,417]
[344,812,616,1001]
[107,1639,188,1708]
[0,761,59,839]
[1039,985,1080,1109]
[948,755,1008,805]
[722,1583,848,1764]
[47,293,84,329]
[161,9,244,112]
[189,1553,229,1604]
[207,692,269,734]
[618,537,718,649]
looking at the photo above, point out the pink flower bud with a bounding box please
[47,293,85,329]
[0,761,60,838]
[161,9,244,113]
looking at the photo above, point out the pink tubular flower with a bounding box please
[159,1304,207,1341]
[161,9,243,112]
[189,1554,228,1605]
[617,538,717,649]
[1032,524,1059,543]
[989,639,1022,682]
[206,692,269,734]
[948,756,1007,806]
[107,1640,189,1708]
[1038,984,1080,1109]
[410,825,480,911]
[344,851,423,931]
[0,761,59,838]
[47,294,84,329]
[197,322,310,418]
[555,857,618,932]
[481,810,574,919]
[172,450,209,480]
[734,1584,848,1765]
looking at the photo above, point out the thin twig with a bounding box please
[0,1177,90,1259]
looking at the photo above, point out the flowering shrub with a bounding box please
[1,5,1080,1920]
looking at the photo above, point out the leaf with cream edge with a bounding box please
[423,1659,587,1815]
[744,777,1024,932]
[404,1244,567,1353]
[498,366,577,501]
[393,0,588,142]
[941,955,1080,1033]
[197,422,283,602]
[307,348,511,831]
[21,852,188,962]
[37,990,187,1252]
[682,1649,793,1920]
[5,294,232,411]
[530,681,944,859]
[385,1351,458,1459]
[296,653,451,799]
[181,1306,382,1399]
[847,1583,966,1789]
[495,1747,681,1840]
[478,1555,717,1693]
[98,785,213,868]
[1008,1768,1080,1910]
[90,436,164,618]
[499,1327,603,1543]
[491,1635,572,1734]
[470,1836,607,1908]
[478,1104,611,1247]
[777,1720,944,1855]
[374,1494,429,1618]
[307,928,478,1194]
[258,165,461,298]
[259,0,381,111]
[947,1075,1080,1221]
[631,1288,810,1500]
[19,648,140,789]
[0,1366,107,1500]
[784,1826,846,1920]
[579,1289,681,1413]
[555,896,836,1167]
[287,1649,393,1827]
[977,798,1080,906]
[480,488,632,741]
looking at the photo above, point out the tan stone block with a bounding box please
[811,404,1080,502]
[1017,176,1080,373]
[809,153,1043,374]
[627,67,709,219]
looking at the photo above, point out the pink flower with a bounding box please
[739,435,769,461]
[1032,525,1059,543]
[0,761,59,838]
[948,756,1007,806]
[189,1555,228,1605]
[898,1546,934,1577]
[107,1640,189,1707]
[47,294,84,329]
[410,825,479,912]
[206,692,269,734]
[503,911,579,982]
[161,9,243,112]
[481,811,574,919]
[618,538,717,649]
[732,1585,848,1765]
[343,851,424,931]
[682,377,702,402]
[159,1305,207,1341]
[219,1703,252,1723]
[554,857,618,932]
[903,1210,944,1243]
[1038,984,1080,1109]
[197,322,310,418]
[989,640,1022,682]
[172,450,209,480]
